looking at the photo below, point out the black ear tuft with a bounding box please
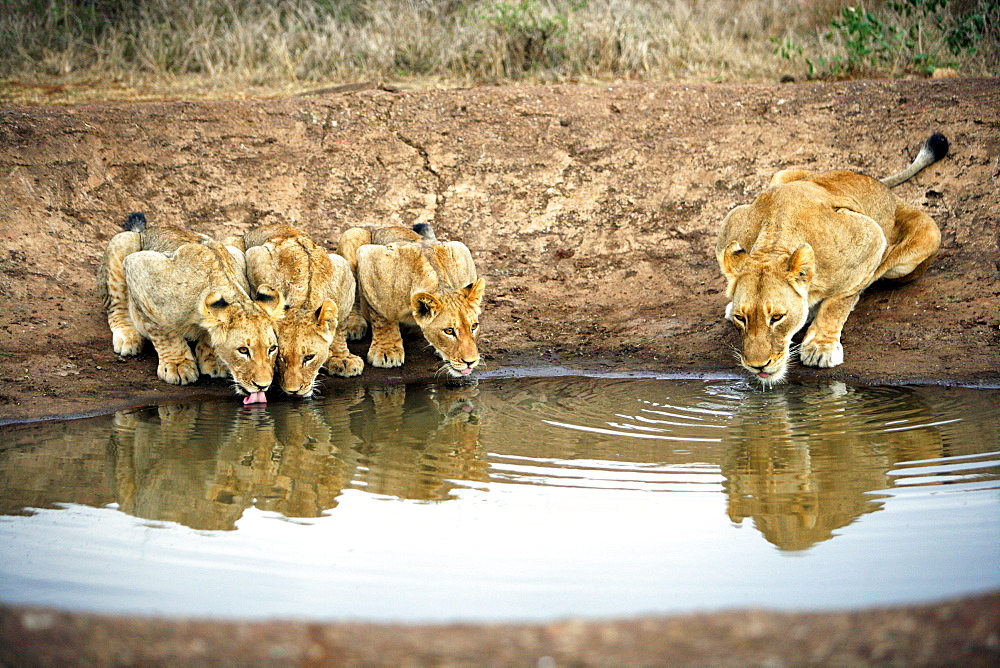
[256,291,276,303]
[415,299,432,318]
[210,297,229,309]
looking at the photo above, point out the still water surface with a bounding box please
[1,377,998,622]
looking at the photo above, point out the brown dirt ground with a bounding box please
[1,78,999,664]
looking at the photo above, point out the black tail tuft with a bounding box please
[412,222,437,241]
[925,132,949,162]
[124,212,147,232]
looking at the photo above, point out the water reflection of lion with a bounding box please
[107,393,363,531]
[106,383,485,530]
[721,383,943,551]
[348,383,487,502]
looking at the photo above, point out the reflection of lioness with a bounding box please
[336,224,485,377]
[97,213,283,399]
[227,224,363,398]
[716,133,948,386]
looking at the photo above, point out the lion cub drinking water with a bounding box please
[336,224,485,378]
[716,133,948,386]
[97,213,284,402]
[226,224,363,398]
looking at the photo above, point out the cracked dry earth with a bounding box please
[1,78,999,424]
[1,77,999,664]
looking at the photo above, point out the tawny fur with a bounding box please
[336,225,485,377]
[226,224,362,397]
[97,214,283,394]
[716,134,946,386]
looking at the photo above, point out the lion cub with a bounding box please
[97,213,283,402]
[716,133,948,386]
[226,224,363,398]
[336,224,485,377]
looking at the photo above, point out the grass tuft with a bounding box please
[1,0,996,103]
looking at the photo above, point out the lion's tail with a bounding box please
[123,212,147,233]
[880,133,949,188]
[412,222,437,241]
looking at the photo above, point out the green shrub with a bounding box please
[775,0,993,79]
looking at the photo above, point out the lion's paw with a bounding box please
[800,340,844,368]
[113,329,144,357]
[198,356,227,378]
[158,358,200,385]
[368,344,404,368]
[195,342,229,378]
[326,353,364,377]
[345,313,369,341]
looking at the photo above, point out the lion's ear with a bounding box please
[412,292,442,323]
[720,241,748,279]
[200,292,232,326]
[462,278,485,311]
[787,244,815,287]
[254,284,285,318]
[315,298,338,327]
[769,169,809,186]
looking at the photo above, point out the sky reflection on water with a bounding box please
[1,378,997,621]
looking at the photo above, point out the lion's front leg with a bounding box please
[344,305,369,341]
[194,333,228,378]
[325,323,364,377]
[146,326,200,385]
[367,313,405,368]
[799,293,861,368]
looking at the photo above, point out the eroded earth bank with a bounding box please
[1,78,999,664]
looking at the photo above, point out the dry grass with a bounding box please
[1,0,996,104]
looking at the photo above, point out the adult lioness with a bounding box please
[97,213,283,403]
[716,133,948,386]
[336,224,485,377]
[227,224,363,398]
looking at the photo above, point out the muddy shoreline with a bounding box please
[4,591,999,666]
[1,78,998,662]
[2,78,1000,427]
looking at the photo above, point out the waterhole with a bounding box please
[1,376,998,622]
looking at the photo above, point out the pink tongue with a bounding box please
[243,391,267,405]
[460,368,472,376]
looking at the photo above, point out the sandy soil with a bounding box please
[1,78,998,663]
[2,77,999,425]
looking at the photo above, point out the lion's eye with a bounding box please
[770,314,785,324]
[733,314,747,325]
[471,323,479,332]
[303,354,315,363]
[443,327,456,337]
[237,346,250,356]
[268,345,278,355]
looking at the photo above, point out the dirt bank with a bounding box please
[1,78,998,663]
[1,78,999,425]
